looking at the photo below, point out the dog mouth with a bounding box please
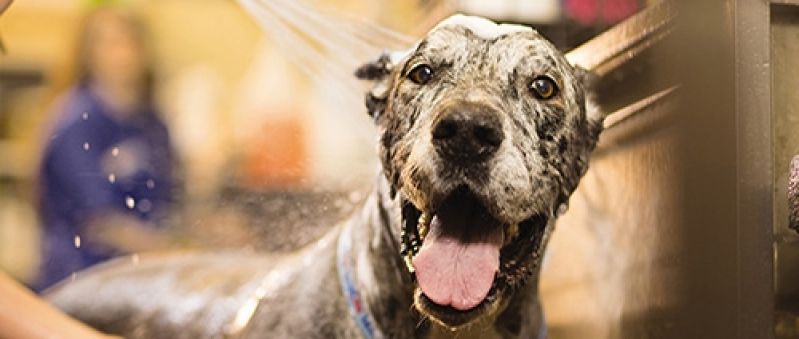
[400,186,548,328]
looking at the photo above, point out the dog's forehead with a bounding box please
[431,14,532,40]
[417,14,557,62]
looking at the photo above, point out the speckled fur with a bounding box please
[46,17,603,339]
[362,21,603,336]
[374,24,602,222]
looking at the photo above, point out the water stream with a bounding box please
[238,0,416,108]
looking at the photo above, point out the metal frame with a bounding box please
[733,1,773,337]
[559,1,783,337]
[565,0,675,77]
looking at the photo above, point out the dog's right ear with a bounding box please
[355,51,404,120]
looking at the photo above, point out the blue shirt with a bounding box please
[35,84,174,291]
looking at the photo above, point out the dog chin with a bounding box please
[413,287,506,329]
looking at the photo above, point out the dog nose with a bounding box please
[431,107,504,163]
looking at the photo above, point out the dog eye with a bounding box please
[529,76,559,100]
[407,64,434,85]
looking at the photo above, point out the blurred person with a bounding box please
[1,3,117,338]
[34,6,176,291]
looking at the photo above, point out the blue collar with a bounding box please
[336,224,384,339]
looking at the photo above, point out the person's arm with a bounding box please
[0,0,12,14]
[0,272,119,339]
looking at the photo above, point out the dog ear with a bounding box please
[355,53,393,81]
[355,51,404,120]
[573,66,604,127]
[573,66,598,91]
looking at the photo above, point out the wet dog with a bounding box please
[47,15,603,338]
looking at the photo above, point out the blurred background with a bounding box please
[0,0,668,337]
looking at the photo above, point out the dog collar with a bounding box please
[337,224,384,339]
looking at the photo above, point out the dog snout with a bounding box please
[431,105,504,164]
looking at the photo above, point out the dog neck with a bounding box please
[339,176,418,338]
[339,175,547,338]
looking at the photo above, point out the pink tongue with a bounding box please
[412,215,503,311]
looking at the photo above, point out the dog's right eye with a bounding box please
[529,76,559,100]
[407,64,434,85]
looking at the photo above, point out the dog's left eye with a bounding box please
[407,64,434,85]
[529,76,559,100]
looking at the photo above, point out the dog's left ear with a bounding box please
[573,66,604,126]
[355,50,405,120]
[573,65,598,92]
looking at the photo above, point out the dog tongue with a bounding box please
[412,214,503,311]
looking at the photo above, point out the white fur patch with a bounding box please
[433,14,532,40]
[388,49,411,64]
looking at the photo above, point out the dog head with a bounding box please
[356,14,603,329]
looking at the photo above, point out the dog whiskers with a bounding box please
[414,312,429,329]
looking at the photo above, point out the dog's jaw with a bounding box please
[397,191,550,329]
[354,176,550,335]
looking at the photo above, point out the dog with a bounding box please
[47,14,603,338]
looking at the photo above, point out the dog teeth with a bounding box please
[417,212,431,240]
[505,223,519,245]
[404,254,415,273]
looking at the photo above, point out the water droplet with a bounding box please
[125,196,136,209]
[111,147,119,157]
[146,179,155,189]
[82,142,90,151]
[131,254,140,265]
[230,296,260,334]
[557,203,569,216]
[73,235,81,248]
[137,199,152,213]
[82,112,89,120]
[108,173,116,183]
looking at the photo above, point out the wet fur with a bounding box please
[47,17,603,338]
